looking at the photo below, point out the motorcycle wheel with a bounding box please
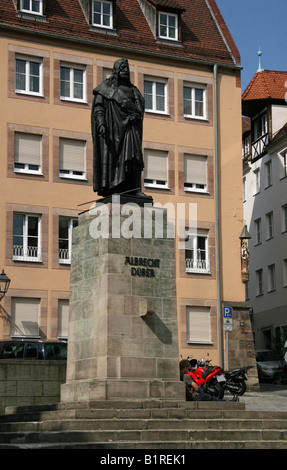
[204,381,224,399]
[227,379,246,396]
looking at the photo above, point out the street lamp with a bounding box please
[0,269,11,301]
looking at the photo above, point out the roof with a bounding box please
[242,70,287,102]
[0,0,240,67]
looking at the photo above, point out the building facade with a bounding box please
[0,0,248,369]
[242,69,287,351]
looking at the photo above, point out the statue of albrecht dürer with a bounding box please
[91,58,145,197]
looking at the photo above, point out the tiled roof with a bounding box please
[242,70,287,101]
[0,0,240,66]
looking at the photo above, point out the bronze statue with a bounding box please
[91,59,145,198]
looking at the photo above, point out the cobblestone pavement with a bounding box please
[239,383,287,412]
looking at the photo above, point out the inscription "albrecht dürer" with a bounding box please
[125,256,160,277]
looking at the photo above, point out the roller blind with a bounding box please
[14,132,41,165]
[144,150,168,181]
[60,138,85,172]
[58,299,69,338]
[184,154,207,185]
[11,297,40,337]
[186,306,210,343]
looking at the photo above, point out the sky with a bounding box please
[215,0,287,92]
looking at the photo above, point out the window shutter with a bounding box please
[58,299,69,338]
[144,150,168,181]
[15,133,41,165]
[60,138,85,172]
[11,298,40,337]
[184,155,207,185]
[187,306,210,343]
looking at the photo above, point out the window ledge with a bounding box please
[187,341,213,345]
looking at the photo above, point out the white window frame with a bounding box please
[256,269,264,296]
[267,264,276,292]
[144,78,168,114]
[58,217,78,265]
[254,168,260,194]
[59,138,86,180]
[280,151,287,179]
[58,299,69,339]
[283,259,287,287]
[158,11,178,41]
[13,213,42,262]
[254,218,262,245]
[282,204,287,233]
[186,306,211,344]
[265,160,272,188]
[92,0,113,29]
[184,154,207,193]
[266,212,274,240]
[20,0,43,15]
[185,230,210,274]
[183,84,206,120]
[14,132,42,175]
[253,112,268,141]
[144,149,169,189]
[15,55,43,96]
[60,63,86,103]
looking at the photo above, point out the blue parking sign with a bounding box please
[223,306,233,318]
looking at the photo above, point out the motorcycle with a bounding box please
[223,365,253,396]
[186,355,226,399]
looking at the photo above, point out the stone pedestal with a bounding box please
[61,200,185,402]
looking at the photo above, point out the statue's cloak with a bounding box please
[91,79,145,196]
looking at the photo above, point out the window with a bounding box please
[60,64,86,102]
[184,154,207,192]
[267,264,276,292]
[59,138,86,179]
[282,204,287,232]
[183,85,206,119]
[280,152,287,178]
[242,136,250,158]
[254,218,262,245]
[253,113,267,141]
[92,1,113,28]
[158,12,178,40]
[266,212,274,240]
[58,299,69,338]
[15,56,42,96]
[283,259,287,287]
[11,298,40,337]
[144,150,168,188]
[186,306,211,344]
[13,214,41,262]
[256,269,264,296]
[144,78,167,114]
[20,0,43,15]
[59,217,78,264]
[265,160,272,187]
[185,230,209,274]
[14,132,42,174]
[254,168,260,194]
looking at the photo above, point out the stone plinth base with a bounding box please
[61,202,185,403]
[61,379,186,403]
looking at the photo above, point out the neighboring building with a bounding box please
[242,68,287,351]
[0,0,247,368]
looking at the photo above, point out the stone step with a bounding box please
[0,427,287,445]
[1,417,287,433]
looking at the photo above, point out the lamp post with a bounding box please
[0,269,11,301]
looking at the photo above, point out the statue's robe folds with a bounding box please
[91,80,145,196]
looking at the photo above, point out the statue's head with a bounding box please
[109,58,131,86]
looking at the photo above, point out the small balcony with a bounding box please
[13,245,41,262]
[185,258,210,274]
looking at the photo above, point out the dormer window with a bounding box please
[158,11,178,40]
[20,0,43,15]
[92,1,113,29]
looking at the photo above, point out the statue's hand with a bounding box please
[129,113,140,122]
